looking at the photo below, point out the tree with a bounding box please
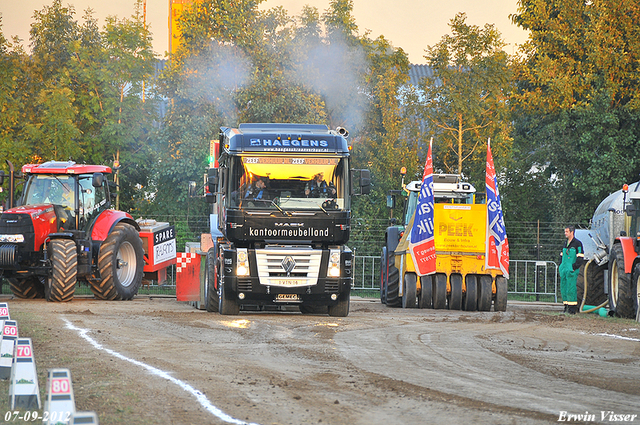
[511,0,640,222]
[414,13,513,186]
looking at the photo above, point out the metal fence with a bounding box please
[350,256,560,302]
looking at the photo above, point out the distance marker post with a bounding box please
[9,338,41,410]
[70,411,99,424]
[0,302,10,320]
[43,368,76,425]
[0,319,19,379]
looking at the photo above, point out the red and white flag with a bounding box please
[485,139,509,278]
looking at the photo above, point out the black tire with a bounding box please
[402,272,417,308]
[418,275,433,309]
[46,239,77,302]
[300,304,329,314]
[577,260,608,307]
[386,264,401,307]
[609,244,635,318]
[433,273,447,309]
[218,279,239,315]
[8,276,45,299]
[206,248,219,312]
[494,276,508,312]
[448,274,463,310]
[328,290,350,317]
[477,275,492,311]
[95,223,144,300]
[380,247,388,303]
[463,275,477,311]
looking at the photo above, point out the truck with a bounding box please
[177,123,370,316]
[0,160,176,301]
[577,181,640,321]
[380,174,508,311]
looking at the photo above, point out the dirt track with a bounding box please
[1,296,640,425]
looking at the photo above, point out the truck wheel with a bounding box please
[418,275,432,309]
[328,290,350,317]
[96,223,144,301]
[46,239,77,302]
[300,304,328,314]
[385,265,401,307]
[577,260,608,307]
[402,272,417,308]
[494,276,508,312]
[608,244,635,318]
[8,277,45,299]
[206,248,219,312]
[448,274,463,310]
[219,281,239,315]
[463,275,477,311]
[477,275,492,311]
[433,273,447,309]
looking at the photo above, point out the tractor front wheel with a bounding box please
[95,223,144,300]
[46,239,77,302]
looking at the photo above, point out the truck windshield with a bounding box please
[229,156,348,211]
[22,175,75,208]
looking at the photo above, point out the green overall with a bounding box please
[559,246,580,304]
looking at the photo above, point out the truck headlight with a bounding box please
[327,249,340,278]
[236,248,249,276]
[0,234,24,243]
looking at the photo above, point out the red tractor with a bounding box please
[0,160,144,301]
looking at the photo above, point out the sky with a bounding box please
[0,0,529,63]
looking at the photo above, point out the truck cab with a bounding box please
[207,123,369,316]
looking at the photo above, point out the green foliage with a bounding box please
[511,0,640,222]
[411,13,513,188]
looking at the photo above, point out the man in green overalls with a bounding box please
[559,225,585,314]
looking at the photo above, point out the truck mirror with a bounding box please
[92,173,104,188]
[360,169,371,195]
[188,181,197,198]
[386,194,395,209]
[207,168,219,191]
[626,204,636,216]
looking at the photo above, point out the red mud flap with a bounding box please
[176,253,202,302]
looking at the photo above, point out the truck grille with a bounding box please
[255,248,322,287]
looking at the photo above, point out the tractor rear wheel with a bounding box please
[494,276,508,312]
[477,275,493,311]
[433,273,447,309]
[46,239,77,302]
[463,275,477,311]
[206,248,219,312]
[418,275,433,309]
[8,276,45,299]
[448,274,463,310]
[95,223,144,300]
[609,244,635,318]
[577,260,607,307]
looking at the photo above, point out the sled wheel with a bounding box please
[418,275,433,309]
[494,276,508,312]
[463,275,477,311]
[433,273,447,309]
[386,265,401,307]
[477,275,493,311]
[448,274,463,310]
[402,272,417,308]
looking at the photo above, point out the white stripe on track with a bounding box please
[63,318,260,425]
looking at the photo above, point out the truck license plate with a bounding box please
[274,279,304,286]
[275,294,300,302]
